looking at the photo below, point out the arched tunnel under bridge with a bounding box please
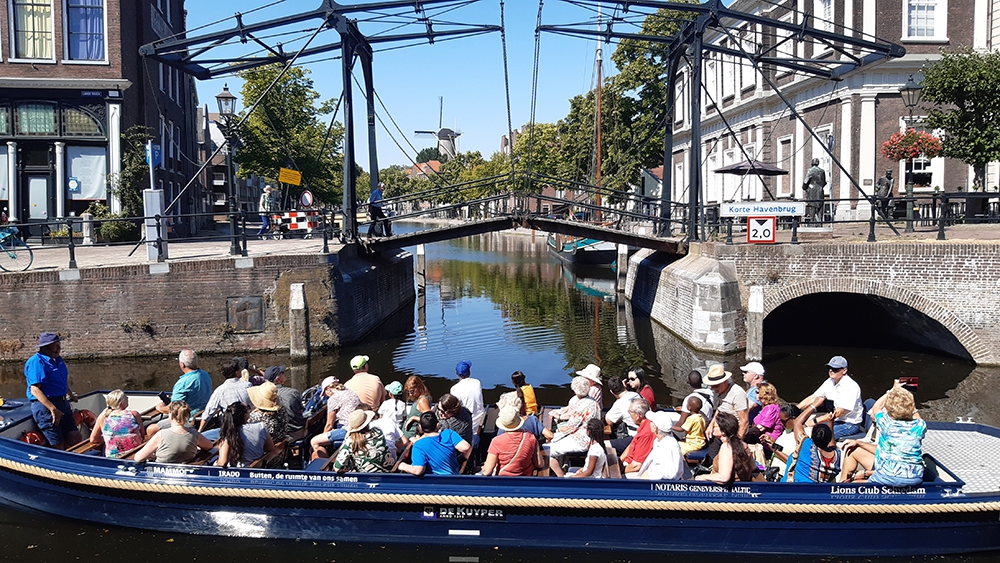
[764,292,973,361]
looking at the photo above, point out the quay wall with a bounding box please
[626,241,1000,365]
[0,246,414,360]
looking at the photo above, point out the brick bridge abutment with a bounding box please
[626,241,1000,366]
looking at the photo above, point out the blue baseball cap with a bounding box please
[826,356,848,370]
[456,360,472,377]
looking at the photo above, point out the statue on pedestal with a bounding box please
[802,158,827,223]
[875,169,895,218]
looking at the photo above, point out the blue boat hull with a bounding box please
[0,434,999,556]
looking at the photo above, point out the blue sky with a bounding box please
[186,1,625,170]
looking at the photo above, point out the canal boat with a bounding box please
[547,233,618,267]
[1,390,1000,556]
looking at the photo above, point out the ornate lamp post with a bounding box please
[215,84,241,256]
[900,74,923,233]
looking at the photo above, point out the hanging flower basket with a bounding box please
[880,128,943,161]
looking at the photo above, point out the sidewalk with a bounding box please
[22,234,334,272]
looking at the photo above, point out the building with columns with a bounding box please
[0,0,200,234]
[665,0,992,219]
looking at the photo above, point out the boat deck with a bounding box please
[924,425,1000,494]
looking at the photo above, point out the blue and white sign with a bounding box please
[145,143,162,168]
[67,177,81,193]
[721,201,805,217]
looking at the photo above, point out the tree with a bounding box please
[921,48,1000,189]
[236,64,344,205]
[106,125,151,218]
[416,146,443,163]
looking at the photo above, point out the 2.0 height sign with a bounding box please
[747,216,776,244]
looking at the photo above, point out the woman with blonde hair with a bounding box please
[402,375,432,437]
[751,383,784,448]
[839,380,925,485]
[89,389,143,458]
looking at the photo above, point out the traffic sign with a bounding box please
[145,143,162,168]
[721,201,804,217]
[278,167,301,186]
[299,190,314,208]
[747,216,777,244]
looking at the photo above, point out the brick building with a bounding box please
[664,0,997,220]
[0,0,201,233]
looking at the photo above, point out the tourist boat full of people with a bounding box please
[2,384,1000,557]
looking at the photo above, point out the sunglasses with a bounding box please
[627,377,638,381]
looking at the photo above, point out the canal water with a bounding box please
[0,223,998,562]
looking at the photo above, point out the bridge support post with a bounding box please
[616,244,628,292]
[416,243,426,289]
[289,283,310,358]
[745,285,764,361]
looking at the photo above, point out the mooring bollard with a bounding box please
[66,218,77,269]
[289,283,310,358]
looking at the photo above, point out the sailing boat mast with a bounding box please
[595,8,603,219]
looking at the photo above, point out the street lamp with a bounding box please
[900,74,923,233]
[215,84,242,256]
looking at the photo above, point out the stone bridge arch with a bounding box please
[760,278,992,364]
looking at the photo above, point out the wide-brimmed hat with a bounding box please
[703,364,732,386]
[263,365,286,382]
[740,362,765,375]
[248,381,280,411]
[263,185,273,192]
[573,364,602,386]
[321,376,339,391]
[351,355,370,370]
[826,355,848,370]
[346,409,376,434]
[36,332,60,348]
[495,406,524,432]
[385,381,403,396]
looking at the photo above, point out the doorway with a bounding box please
[18,143,53,236]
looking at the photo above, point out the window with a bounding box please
[721,52,735,99]
[65,0,104,61]
[158,63,164,91]
[739,27,756,91]
[67,146,106,199]
[903,0,948,41]
[777,136,793,197]
[16,102,56,135]
[776,15,794,60]
[674,71,685,125]
[167,68,174,100]
[63,105,104,136]
[12,0,53,59]
[705,57,718,106]
[816,0,834,31]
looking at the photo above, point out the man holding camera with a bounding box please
[797,355,864,440]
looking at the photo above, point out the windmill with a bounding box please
[415,96,461,160]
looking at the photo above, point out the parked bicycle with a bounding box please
[0,226,33,272]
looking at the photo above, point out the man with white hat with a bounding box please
[797,355,864,440]
[740,361,767,408]
[702,364,749,460]
[634,410,686,481]
[257,185,277,239]
[344,354,384,411]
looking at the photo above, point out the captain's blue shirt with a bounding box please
[24,352,69,400]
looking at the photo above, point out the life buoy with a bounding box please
[20,431,44,445]
[74,409,97,427]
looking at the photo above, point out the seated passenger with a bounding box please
[784,405,840,483]
[199,359,252,432]
[332,409,392,473]
[797,355,864,440]
[637,411,685,480]
[369,405,408,465]
[310,376,362,460]
[217,402,274,467]
[693,411,756,485]
[626,367,656,411]
[247,381,289,443]
[760,404,801,474]
[543,376,600,477]
[839,380,925,486]
[671,395,707,456]
[377,381,407,428]
[398,411,471,476]
[566,418,608,478]
[621,398,655,477]
[511,370,538,416]
[403,375,433,438]
[495,391,544,443]
[135,401,214,464]
[89,389,143,458]
[435,393,474,444]
[482,406,543,476]
[605,376,640,442]
[750,383,783,453]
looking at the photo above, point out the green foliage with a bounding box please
[106,125,151,218]
[236,64,344,205]
[85,202,139,242]
[921,48,1000,188]
[416,146,443,163]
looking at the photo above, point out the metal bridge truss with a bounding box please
[139,0,500,242]
[539,0,907,240]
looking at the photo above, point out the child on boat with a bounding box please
[565,418,607,478]
[672,395,707,456]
